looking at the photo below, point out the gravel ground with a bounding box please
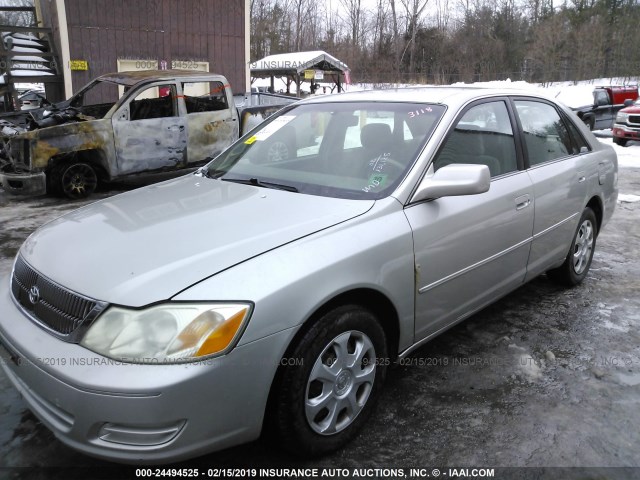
[0,136,639,480]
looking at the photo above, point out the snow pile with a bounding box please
[618,194,640,203]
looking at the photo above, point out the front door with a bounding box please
[112,83,187,175]
[406,99,534,341]
[592,90,614,130]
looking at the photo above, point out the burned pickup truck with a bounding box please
[0,70,294,198]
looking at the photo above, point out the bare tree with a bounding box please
[338,0,363,48]
[400,0,430,75]
[388,0,402,79]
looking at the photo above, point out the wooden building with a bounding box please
[37,0,249,102]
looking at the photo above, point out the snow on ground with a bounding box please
[253,74,638,109]
[595,133,640,168]
[595,134,640,202]
[618,194,640,203]
[447,78,639,109]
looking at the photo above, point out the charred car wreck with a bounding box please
[0,70,292,198]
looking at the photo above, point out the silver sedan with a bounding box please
[0,87,618,462]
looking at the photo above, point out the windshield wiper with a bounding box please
[222,177,298,192]
[198,167,227,179]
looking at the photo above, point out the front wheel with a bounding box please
[271,305,388,456]
[57,162,98,199]
[547,207,597,286]
[613,137,628,147]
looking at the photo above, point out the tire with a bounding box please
[547,207,597,286]
[613,137,628,147]
[583,117,594,131]
[56,162,98,199]
[272,305,388,457]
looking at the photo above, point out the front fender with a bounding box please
[26,119,115,173]
[171,199,416,354]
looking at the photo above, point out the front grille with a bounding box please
[629,115,640,125]
[11,255,106,340]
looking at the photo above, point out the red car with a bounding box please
[613,100,640,146]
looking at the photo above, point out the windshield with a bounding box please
[68,79,123,118]
[204,101,444,199]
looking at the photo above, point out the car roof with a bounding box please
[300,86,554,108]
[96,69,225,86]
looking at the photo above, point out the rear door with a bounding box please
[511,98,589,280]
[181,80,238,164]
[406,99,534,341]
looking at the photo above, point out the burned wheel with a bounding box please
[59,163,98,199]
[271,305,388,456]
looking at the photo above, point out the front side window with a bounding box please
[594,90,609,106]
[204,102,445,199]
[514,100,573,166]
[433,101,517,177]
[564,114,591,153]
[129,84,177,121]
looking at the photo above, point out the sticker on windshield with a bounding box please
[254,115,296,141]
[408,107,433,118]
[362,173,388,192]
[244,135,257,145]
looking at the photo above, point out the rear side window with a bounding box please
[433,101,518,178]
[564,114,591,153]
[182,81,228,113]
[514,100,573,166]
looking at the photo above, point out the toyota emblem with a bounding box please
[28,285,40,305]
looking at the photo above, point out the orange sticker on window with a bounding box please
[245,136,257,145]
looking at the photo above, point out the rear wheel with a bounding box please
[547,207,597,286]
[583,117,594,131]
[57,162,98,199]
[272,305,388,456]
[613,137,628,147]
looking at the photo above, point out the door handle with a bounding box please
[515,194,531,211]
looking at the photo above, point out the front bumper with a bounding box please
[0,171,46,195]
[612,123,640,140]
[0,276,294,463]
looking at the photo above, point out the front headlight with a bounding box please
[80,303,252,363]
[616,112,629,123]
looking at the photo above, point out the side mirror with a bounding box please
[412,164,490,203]
[623,99,634,107]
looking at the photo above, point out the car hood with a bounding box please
[19,175,374,306]
[620,105,640,114]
